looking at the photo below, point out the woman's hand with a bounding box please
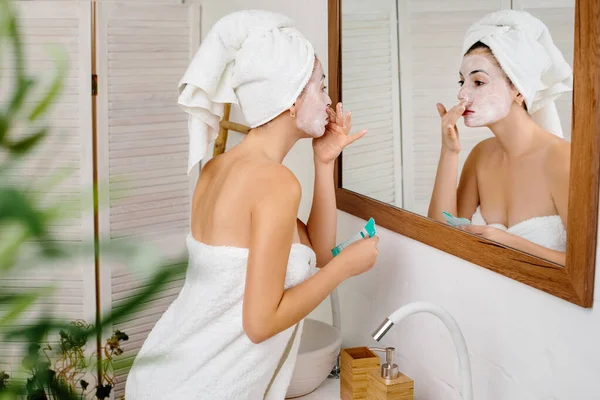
[312,102,367,165]
[335,236,380,278]
[437,100,465,154]
[457,224,512,245]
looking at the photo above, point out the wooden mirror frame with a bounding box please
[328,0,600,307]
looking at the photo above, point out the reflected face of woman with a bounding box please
[457,53,515,127]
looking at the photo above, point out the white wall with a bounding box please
[337,212,600,400]
[201,1,600,399]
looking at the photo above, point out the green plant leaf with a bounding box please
[0,187,47,238]
[99,262,187,327]
[0,112,7,144]
[6,128,46,154]
[3,318,71,344]
[0,224,28,272]
[0,2,193,395]
[30,151,76,195]
[8,77,35,118]
[0,392,18,400]
[0,287,55,329]
[0,371,9,390]
[4,0,24,80]
[28,45,68,122]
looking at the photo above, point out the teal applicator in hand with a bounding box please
[331,218,377,257]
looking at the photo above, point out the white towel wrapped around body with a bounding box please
[178,10,315,174]
[462,10,573,137]
[125,235,316,399]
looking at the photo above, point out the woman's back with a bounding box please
[191,151,301,247]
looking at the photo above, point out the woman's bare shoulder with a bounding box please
[547,137,571,158]
[473,137,499,156]
[464,137,498,170]
[234,160,302,207]
[210,154,300,190]
[195,156,301,211]
[253,161,300,189]
[545,137,571,180]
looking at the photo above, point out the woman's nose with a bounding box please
[457,87,468,102]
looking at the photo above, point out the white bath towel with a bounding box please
[125,235,316,399]
[462,10,573,138]
[471,206,566,251]
[178,10,315,174]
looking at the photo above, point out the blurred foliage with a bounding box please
[0,0,187,398]
[8,322,129,399]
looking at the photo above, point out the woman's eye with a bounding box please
[475,81,484,86]
[458,80,464,86]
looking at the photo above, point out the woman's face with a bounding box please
[295,59,332,137]
[457,52,517,127]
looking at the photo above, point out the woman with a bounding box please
[428,10,573,265]
[125,10,379,400]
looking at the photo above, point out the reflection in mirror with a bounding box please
[341,0,574,265]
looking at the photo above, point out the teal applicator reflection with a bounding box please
[442,211,471,227]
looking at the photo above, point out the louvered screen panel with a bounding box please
[341,0,402,206]
[0,1,95,381]
[95,3,200,397]
[98,0,186,3]
[514,0,574,141]
[398,0,509,215]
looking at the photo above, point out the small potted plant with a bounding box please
[8,320,129,400]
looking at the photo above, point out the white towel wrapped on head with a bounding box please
[462,10,573,138]
[178,10,315,174]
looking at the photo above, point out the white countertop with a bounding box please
[293,377,340,399]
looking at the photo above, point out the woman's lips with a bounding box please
[462,109,474,116]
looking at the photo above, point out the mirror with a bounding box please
[330,0,600,307]
[340,0,574,265]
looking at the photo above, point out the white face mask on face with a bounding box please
[295,61,332,137]
[458,54,514,127]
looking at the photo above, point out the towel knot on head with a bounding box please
[178,10,315,174]
[462,10,573,137]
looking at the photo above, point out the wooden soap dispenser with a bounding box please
[367,347,414,400]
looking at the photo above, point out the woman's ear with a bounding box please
[289,104,297,118]
[515,92,525,107]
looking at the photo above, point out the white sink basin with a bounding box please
[285,318,342,398]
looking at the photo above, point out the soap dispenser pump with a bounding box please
[367,347,414,400]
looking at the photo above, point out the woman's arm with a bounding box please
[459,224,565,265]
[500,234,565,265]
[306,103,367,267]
[243,165,350,344]
[428,148,461,221]
[428,101,468,221]
[429,141,481,223]
[306,160,336,267]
